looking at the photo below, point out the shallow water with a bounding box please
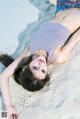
[0,0,56,112]
[12,0,56,58]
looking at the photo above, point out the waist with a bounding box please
[49,21,71,35]
[30,22,71,55]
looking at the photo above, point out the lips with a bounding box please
[39,59,45,63]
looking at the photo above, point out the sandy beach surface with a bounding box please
[0,0,80,119]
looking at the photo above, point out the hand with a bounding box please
[6,105,18,119]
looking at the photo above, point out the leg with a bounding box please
[51,28,80,64]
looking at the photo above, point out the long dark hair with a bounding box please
[0,54,50,91]
[14,54,50,91]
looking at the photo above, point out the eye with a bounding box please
[32,66,37,70]
[42,70,46,74]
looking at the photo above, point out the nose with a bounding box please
[39,61,45,66]
[37,62,42,69]
[36,62,47,72]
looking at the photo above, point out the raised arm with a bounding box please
[0,48,29,118]
[50,28,80,64]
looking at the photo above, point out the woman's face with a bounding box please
[29,55,48,80]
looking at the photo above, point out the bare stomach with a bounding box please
[50,8,80,33]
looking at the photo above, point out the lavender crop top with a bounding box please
[30,22,71,63]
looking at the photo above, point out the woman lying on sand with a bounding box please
[0,0,80,118]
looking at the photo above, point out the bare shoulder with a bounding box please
[50,44,69,64]
[50,45,62,64]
